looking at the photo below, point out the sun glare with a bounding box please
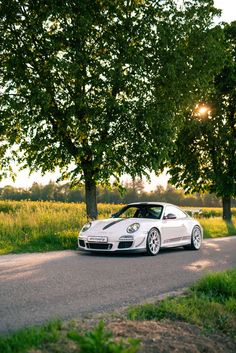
[195,104,211,117]
[198,106,209,115]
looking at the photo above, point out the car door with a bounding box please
[161,206,187,245]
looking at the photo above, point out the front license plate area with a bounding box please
[88,236,108,243]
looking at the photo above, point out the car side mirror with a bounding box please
[163,213,177,220]
[110,213,117,218]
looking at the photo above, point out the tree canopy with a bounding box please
[168,21,236,221]
[0,0,224,218]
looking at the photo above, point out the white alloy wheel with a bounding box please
[146,228,161,256]
[190,226,202,250]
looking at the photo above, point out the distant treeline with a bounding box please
[1,181,236,207]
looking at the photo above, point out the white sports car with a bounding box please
[78,202,203,256]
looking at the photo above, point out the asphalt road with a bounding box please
[0,236,236,333]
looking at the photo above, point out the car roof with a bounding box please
[126,202,173,207]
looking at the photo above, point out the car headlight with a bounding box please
[126,223,140,233]
[81,222,92,232]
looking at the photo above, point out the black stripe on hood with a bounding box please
[103,219,126,230]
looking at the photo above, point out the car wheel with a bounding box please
[189,225,202,250]
[146,228,161,256]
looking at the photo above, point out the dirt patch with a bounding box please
[107,319,236,353]
[28,313,236,353]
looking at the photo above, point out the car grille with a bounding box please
[118,241,133,249]
[86,243,113,250]
[79,240,85,247]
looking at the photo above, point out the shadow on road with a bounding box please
[78,246,186,258]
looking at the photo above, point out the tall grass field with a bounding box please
[0,200,235,254]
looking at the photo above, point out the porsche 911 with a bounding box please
[78,202,203,256]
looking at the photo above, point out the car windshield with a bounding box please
[112,205,163,219]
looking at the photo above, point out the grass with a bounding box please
[190,207,236,218]
[184,207,236,218]
[0,321,139,353]
[0,200,235,255]
[200,217,236,238]
[127,268,236,337]
[0,320,62,353]
[0,200,121,254]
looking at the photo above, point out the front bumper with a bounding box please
[78,233,147,252]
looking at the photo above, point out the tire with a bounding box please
[146,228,161,256]
[189,225,202,250]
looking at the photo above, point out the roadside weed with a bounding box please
[67,321,139,353]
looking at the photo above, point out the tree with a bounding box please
[0,0,224,219]
[168,21,236,221]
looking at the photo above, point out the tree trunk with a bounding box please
[222,196,232,221]
[84,174,98,220]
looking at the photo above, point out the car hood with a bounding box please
[82,217,160,234]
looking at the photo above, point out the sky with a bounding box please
[0,0,235,191]
[214,0,236,23]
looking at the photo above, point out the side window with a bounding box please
[174,207,188,219]
[164,206,176,218]
[164,206,187,219]
[148,206,163,219]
